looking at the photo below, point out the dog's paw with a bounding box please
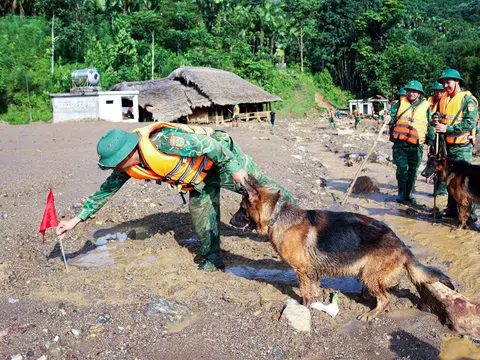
[356,312,373,322]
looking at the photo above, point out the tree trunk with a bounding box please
[151,30,155,80]
[51,14,55,75]
[270,36,275,55]
[300,22,304,73]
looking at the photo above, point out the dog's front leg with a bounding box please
[456,200,470,230]
[296,271,313,307]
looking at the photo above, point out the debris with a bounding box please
[6,355,22,360]
[143,298,193,324]
[0,324,36,340]
[291,155,303,160]
[281,299,311,332]
[96,313,112,324]
[8,298,18,303]
[352,176,380,194]
[70,329,81,338]
[310,293,339,318]
[297,146,307,152]
[337,129,355,136]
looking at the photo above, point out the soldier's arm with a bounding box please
[153,128,242,175]
[446,97,478,134]
[388,102,399,126]
[76,170,131,221]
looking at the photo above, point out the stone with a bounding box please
[37,356,48,360]
[8,298,19,303]
[96,313,112,324]
[337,129,355,136]
[272,344,287,359]
[281,299,311,332]
[7,355,23,360]
[352,176,380,194]
[291,155,303,160]
[297,146,307,152]
[70,329,81,338]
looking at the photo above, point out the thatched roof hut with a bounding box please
[168,66,281,106]
[110,78,211,122]
[110,66,281,123]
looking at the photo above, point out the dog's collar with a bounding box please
[269,199,285,227]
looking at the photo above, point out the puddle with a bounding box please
[439,337,480,360]
[93,225,151,245]
[70,244,118,268]
[226,265,363,293]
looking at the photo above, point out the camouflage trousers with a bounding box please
[445,143,476,220]
[392,141,423,184]
[188,134,294,265]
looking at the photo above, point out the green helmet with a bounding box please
[97,129,140,168]
[404,80,424,94]
[233,102,238,105]
[438,69,465,85]
[397,88,407,96]
[432,81,444,91]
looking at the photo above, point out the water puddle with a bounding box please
[69,225,155,269]
[226,265,363,293]
[439,337,480,360]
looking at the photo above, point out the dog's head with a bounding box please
[421,146,449,182]
[235,175,281,235]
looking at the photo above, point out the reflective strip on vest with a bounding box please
[392,98,430,145]
[439,91,478,145]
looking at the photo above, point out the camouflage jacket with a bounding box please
[437,93,478,135]
[76,128,242,220]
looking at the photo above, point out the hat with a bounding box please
[397,88,407,96]
[432,81,444,91]
[97,129,140,168]
[404,80,424,94]
[438,69,465,85]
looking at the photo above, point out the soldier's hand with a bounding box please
[56,216,82,239]
[435,123,447,133]
[233,169,248,186]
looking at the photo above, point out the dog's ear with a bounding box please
[244,179,259,202]
[247,175,262,189]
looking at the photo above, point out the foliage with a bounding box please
[0,0,479,123]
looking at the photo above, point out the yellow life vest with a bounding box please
[428,96,439,114]
[439,91,478,145]
[125,123,214,191]
[392,98,430,145]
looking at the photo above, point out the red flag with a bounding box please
[39,189,59,243]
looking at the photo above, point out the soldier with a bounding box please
[428,81,447,196]
[353,107,360,129]
[329,108,336,129]
[434,69,478,222]
[232,102,240,127]
[389,80,435,203]
[56,123,294,271]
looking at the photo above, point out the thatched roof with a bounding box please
[110,79,211,122]
[168,66,282,106]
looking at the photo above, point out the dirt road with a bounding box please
[0,117,479,359]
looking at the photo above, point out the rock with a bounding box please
[297,146,307,152]
[352,176,380,194]
[281,299,311,332]
[6,355,23,360]
[318,177,327,187]
[373,155,386,163]
[291,155,303,160]
[143,298,193,324]
[337,129,355,136]
[25,350,34,358]
[2,214,7,220]
[70,329,81,338]
[259,136,270,140]
[8,298,19,303]
[37,356,48,360]
[312,189,318,194]
[96,313,112,324]
[272,344,287,359]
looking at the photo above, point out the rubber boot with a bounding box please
[406,177,416,204]
[435,180,447,196]
[197,253,225,271]
[439,193,459,218]
[396,181,407,203]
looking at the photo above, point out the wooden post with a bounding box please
[215,107,219,125]
[151,30,155,80]
[51,14,55,75]
[256,104,260,122]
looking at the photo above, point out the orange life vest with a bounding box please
[353,109,359,117]
[439,90,478,145]
[125,123,214,191]
[428,96,439,114]
[392,97,430,145]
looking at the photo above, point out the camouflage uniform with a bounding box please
[438,96,478,220]
[389,99,435,202]
[77,128,294,269]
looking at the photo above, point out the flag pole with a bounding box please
[57,236,69,272]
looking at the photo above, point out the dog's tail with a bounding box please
[405,253,454,290]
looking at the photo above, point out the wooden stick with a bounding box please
[341,114,390,206]
[57,236,69,272]
[433,134,440,223]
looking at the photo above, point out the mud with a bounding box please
[0,117,479,359]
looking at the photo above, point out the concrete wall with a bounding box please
[50,91,139,123]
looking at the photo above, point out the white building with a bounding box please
[50,90,139,123]
[348,95,388,115]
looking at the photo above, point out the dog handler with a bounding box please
[389,80,435,204]
[56,123,294,271]
[434,69,479,222]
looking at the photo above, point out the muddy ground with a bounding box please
[1,115,480,360]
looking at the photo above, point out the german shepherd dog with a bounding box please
[422,146,480,229]
[237,176,454,321]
